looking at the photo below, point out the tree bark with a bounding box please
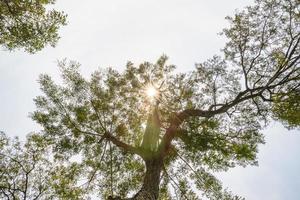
[107,158,163,200]
[132,158,162,200]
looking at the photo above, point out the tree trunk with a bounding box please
[132,158,162,200]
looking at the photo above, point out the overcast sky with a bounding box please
[0,0,299,199]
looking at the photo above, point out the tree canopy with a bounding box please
[1,0,299,199]
[0,0,66,53]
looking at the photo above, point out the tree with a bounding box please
[31,0,299,199]
[0,0,67,53]
[0,132,52,199]
[0,132,87,200]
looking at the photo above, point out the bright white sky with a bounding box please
[0,0,299,199]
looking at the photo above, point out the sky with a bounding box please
[0,0,299,199]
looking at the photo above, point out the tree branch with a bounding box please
[103,132,144,157]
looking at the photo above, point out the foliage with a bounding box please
[272,90,300,129]
[0,0,67,53]
[23,0,300,199]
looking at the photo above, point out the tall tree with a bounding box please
[0,0,66,53]
[31,0,299,199]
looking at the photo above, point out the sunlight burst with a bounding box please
[145,85,158,98]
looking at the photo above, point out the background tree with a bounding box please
[0,132,86,200]
[31,0,299,199]
[0,132,52,199]
[0,0,67,53]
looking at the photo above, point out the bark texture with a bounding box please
[132,158,162,200]
[108,158,162,200]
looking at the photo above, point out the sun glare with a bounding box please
[145,85,158,98]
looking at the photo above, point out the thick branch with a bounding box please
[103,132,144,157]
[159,88,265,157]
